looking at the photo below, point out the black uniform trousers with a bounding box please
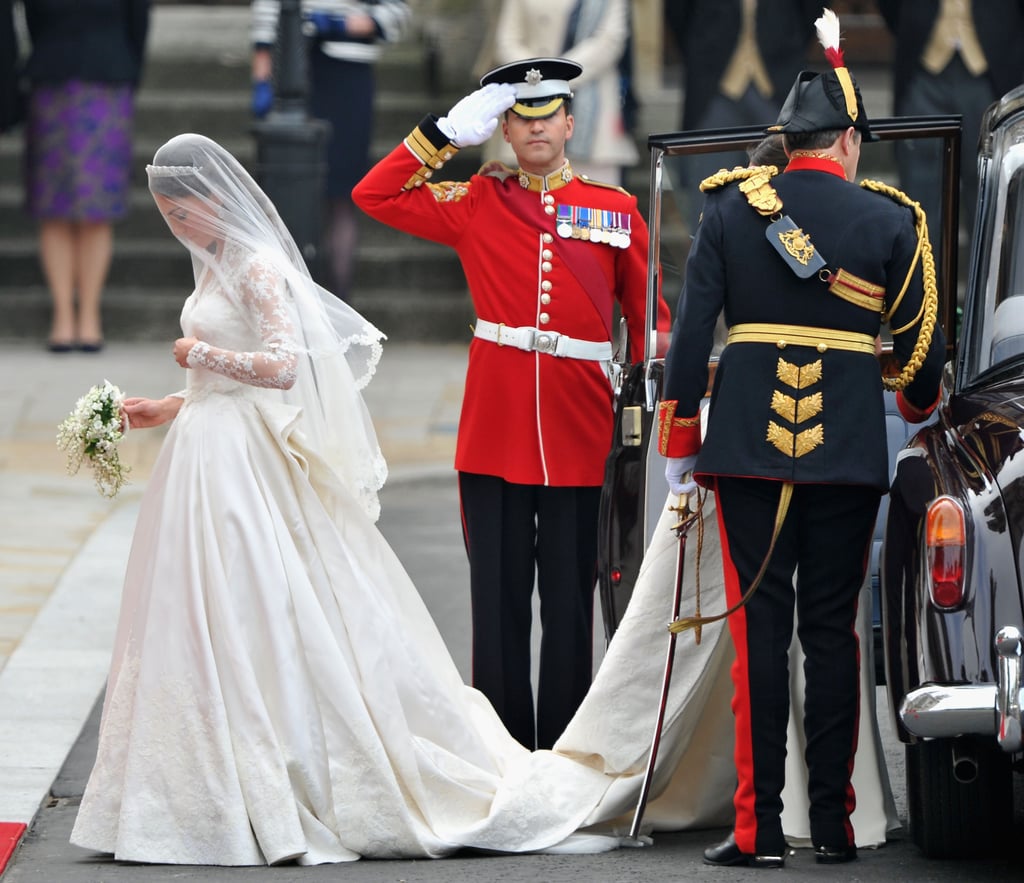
[713,476,880,854]
[458,472,599,750]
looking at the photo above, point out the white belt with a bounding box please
[474,319,613,361]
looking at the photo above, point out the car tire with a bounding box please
[905,735,1013,858]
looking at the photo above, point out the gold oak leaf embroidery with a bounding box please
[767,422,824,458]
[771,390,824,423]
[776,358,822,389]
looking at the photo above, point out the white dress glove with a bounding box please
[437,83,517,147]
[665,455,698,496]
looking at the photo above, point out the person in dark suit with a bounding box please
[22,0,150,351]
[878,0,1024,252]
[658,10,946,869]
[0,0,21,134]
[664,0,819,230]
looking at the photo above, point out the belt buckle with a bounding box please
[534,331,558,354]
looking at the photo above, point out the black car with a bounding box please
[881,84,1024,859]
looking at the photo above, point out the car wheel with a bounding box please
[905,735,1013,858]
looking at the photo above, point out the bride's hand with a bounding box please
[173,337,199,368]
[122,396,182,430]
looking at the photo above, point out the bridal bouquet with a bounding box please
[56,380,130,498]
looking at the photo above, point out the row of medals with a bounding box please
[555,205,632,248]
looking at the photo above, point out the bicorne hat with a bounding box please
[480,57,582,120]
[768,9,878,142]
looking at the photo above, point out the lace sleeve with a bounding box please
[186,253,299,389]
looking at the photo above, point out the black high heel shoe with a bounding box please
[78,340,105,353]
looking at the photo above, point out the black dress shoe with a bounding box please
[703,832,786,869]
[815,844,857,864]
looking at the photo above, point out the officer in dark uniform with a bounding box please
[657,10,946,869]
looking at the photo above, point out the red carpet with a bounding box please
[0,823,26,874]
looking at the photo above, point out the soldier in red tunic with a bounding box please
[353,57,669,749]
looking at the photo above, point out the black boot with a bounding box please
[703,832,786,869]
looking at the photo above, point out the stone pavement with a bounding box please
[0,339,468,861]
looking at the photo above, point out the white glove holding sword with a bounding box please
[437,83,517,147]
[665,455,698,497]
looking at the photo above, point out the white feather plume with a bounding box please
[815,7,841,53]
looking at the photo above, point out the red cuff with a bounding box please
[657,400,702,458]
[896,388,941,424]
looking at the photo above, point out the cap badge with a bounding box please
[525,68,543,86]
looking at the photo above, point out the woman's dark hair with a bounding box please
[747,134,789,169]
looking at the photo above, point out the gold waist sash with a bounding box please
[727,323,876,355]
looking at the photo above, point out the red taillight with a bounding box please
[611,568,622,585]
[925,496,966,609]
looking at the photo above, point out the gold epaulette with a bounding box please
[700,164,782,216]
[859,179,917,211]
[578,174,630,195]
[699,164,778,193]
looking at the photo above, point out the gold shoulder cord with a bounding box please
[860,179,940,391]
[700,164,779,195]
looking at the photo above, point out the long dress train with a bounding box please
[69,237,896,864]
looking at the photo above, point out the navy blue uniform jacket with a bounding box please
[661,161,946,492]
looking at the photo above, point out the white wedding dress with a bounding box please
[70,244,898,865]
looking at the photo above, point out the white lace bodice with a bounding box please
[181,242,299,398]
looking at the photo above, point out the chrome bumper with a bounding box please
[899,626,1024,752]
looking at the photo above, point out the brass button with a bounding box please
[544,205,555,215]
[540,293,551,305]
[542,233,553,243]
[817,342,828,353]
[776,339,787,349]
[539,312,550,324]
[542,261,552,272]
[541,280,553,292]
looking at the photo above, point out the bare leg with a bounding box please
[74,221,113,345]
[38,220,76,345]
[325,198,358,302]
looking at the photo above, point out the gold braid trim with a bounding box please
[699,164,779,193]
[860,179,940,392]
[701,165,783,216]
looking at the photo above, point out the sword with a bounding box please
[628,491,700,841]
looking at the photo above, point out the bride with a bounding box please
[69,133,896,866]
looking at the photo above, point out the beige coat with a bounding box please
[484,0,639,180]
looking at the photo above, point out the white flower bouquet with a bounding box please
[56,380,130,498]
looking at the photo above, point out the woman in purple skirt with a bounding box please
[22,0,150,351]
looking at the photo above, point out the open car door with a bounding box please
[597,116,963,644]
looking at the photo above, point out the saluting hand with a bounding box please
[438,83,517,147]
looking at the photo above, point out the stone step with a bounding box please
[0,234,466,290]
[0,283,473,343]
[140,38,442,95]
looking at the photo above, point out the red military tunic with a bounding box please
[353,116,669,487]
